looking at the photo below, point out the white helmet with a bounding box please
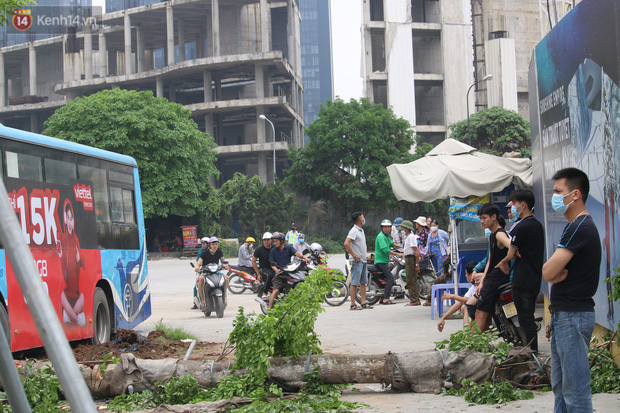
[200,237,209,243]
[262,232,273,239]
[310,242,323,253]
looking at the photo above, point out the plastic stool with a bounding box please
[430,283,473,320]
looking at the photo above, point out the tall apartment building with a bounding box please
[299,0,333,136]
[0,0,304,184]
[361,0,474,145]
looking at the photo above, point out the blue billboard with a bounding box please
[529,0,620,331]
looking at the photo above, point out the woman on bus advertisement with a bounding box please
[57,200,85,327]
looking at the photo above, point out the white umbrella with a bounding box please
[386,139,532,203]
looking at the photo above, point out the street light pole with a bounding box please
[259,114,276,183]
[466,74,493,147]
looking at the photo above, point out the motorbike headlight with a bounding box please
[206,279,215,288]
[218,277,225,287]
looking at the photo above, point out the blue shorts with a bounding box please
[350,261,368,286]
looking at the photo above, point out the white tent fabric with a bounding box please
[387,139,533,203]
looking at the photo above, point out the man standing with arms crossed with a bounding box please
[543,168,600,413]
[344,212,374,310]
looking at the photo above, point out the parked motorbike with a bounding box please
[227,266,259,294]
[190,262,227,318]
[492,283,541,346]
[259,261,310,315]
[303,244,349,307]
[355,250,407,305]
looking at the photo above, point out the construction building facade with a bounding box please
[0,0,304,184]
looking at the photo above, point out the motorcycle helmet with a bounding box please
[246,237,256,243]
[208,236,219,243]
[200,237,209,243]
[271,232,285,241]
[393,217,403,226]
[380,219,392,227]
[262,232,272,239]
[310,242,323,253]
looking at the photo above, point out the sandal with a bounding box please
[361,303,374,309]
[380,300,396,305]
[423,301,432,306]
[405,302,421,306]
[350,304,363,311]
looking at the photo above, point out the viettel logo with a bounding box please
[12,9,32,31]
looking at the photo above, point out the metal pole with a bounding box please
[0,318,31,413]
[466,74,492,147]
[260,114,276,183]
[0,179,97,413]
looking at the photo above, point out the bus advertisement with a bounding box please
[529,0,619,331]
[0,124,151,351]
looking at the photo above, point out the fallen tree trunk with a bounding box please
[80,349,496,397]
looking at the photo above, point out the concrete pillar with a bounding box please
[255,64,265,98]
[124,11,132,75]
[196,32,206,58]
[84,24,93,79]
[204,114,213,136]
[166,5,175,65]
[177,19,185,61]
[211,0,220,56]
[287,0,294,62]
[0,53,5,107]
[256,108,266,144]
[214,78,222,100]
[30,114,38,133]
[257,152,268,183]
[156,77,163,97]
[98,31,107,77]
[260,0,270,52]
[203,69,212,102]
[28,43,36,96]
[136,27,145,72]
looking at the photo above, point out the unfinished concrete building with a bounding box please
[361,0,474,145]
[0,0,304,184]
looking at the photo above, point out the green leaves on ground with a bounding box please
[0,365,66,412]
[444,378,534,404]
[435,322,512,363]
[589,344,620,394]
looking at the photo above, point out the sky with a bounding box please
[91,0,364,100]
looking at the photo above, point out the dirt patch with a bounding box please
[72,329,229,363]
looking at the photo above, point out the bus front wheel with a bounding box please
[92,288,112,345]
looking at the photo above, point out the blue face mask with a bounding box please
[510,203,524,220]
[551,191,575,214]
[484,228,492,238]
[298,239,305,244]
[400,230,406,236]
[509,215,518,223]
[361,219,366,226]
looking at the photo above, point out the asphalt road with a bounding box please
[135,255,618,412]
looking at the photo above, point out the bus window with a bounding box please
[44,158,77,184]
[6,151,43,181]
[78,164,113,249]
[109,169,134,185]
[110,186,139,249]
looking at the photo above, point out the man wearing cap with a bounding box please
[391,217,405,247]
[285,223,299,245]
[415,217,429,254]
[237,237,255,273]
[401,220,421,306]
[253,233,274,301]
[375,219,404,305]
[293,233,311,254]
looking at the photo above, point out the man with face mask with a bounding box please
[496,189,544,353]
[543,168,600,413]
[293,233,311,254]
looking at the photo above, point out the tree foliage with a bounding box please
[448,107,531,158]
[219,173,296,238]
[285,98,415,215]
[0,0,36,27]
[43,89,219,221]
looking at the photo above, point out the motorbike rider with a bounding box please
[374,219,404,305]
[391,217,405,247]
[252,232,274,302]
[292,233,311,255]
[236,237,255,273]
[191,237,210,309]
[195,237,229,312]
[268,232,311,308]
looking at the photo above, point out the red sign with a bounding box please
[73,183,94,211]
[12,9,32,31]
[182,226,198,247]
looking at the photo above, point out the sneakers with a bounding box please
[254,296,266,305]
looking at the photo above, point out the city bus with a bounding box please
[0,124,151,351]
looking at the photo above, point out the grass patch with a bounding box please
[154,318,199,341]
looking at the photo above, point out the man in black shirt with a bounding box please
[496,189,544,352]
[252,232,274,301]
[475,203,511,332]
[543,168,601,412]
[195,237,228,311]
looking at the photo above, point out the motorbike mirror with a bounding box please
[190,262,195,268]
[221,260,229,265]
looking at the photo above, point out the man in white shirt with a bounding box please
[344,212,374,310]
[400,220,421,306]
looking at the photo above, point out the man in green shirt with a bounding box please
[374,219,404,304]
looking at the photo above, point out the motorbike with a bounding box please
[492,283,541,347]
[258,261,310,315]
[355,249,407,306]
[303,247,349,307]
[190,262,227,318]
[227,266,259,294]
[394,253,438,301]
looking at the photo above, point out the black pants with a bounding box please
[375,262,393,300]
[257,268,275,296]
[513,286,538,352]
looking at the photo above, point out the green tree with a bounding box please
[43,89,219,224]
[286,98,415,215]
[449,106,531,158]
[219,173,296,237]
[0,0,36,27]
